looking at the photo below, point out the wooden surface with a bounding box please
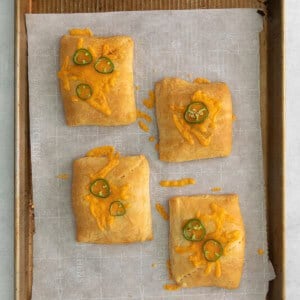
[266,0,285,298]
[15,0,34,299]
[15,0,284,299]
[0,1,14,299]
[29,0,265,13]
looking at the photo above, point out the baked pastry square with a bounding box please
[58,28,136,126]
[72,146,153,244]
[169,194,245,289]
[155,77,232,162]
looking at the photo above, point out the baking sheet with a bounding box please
[26,9,274,300]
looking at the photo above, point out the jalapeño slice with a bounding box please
[94,56,114,74]
[183,218,206,241]
[90,178,110,198]
[73,48,93,65]
[184,102,209,124]
[109,201,126,216]
[76,83,93,100]
[202,239,223,262]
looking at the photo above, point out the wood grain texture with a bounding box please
[266,1,285,299]
[30,0,265,13]
[15,0,34,300]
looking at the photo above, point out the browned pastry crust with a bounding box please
[59,33,136,126]
[72,155,153,244]
[169,194,245,289]
[155,77,232,162]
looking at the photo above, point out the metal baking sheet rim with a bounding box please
[14,0,285,299]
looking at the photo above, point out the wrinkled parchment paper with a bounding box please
[26,10,275,300]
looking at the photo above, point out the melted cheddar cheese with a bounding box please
[86,146,115,158]
[138,121,149,132]
[58,28,120,116]
[56,173,69,180]
[175,203,241,278]
[193,77,211,84]
[137,110,152,122]
[160,178,195,187]
[257,248,265,255]
[84,146,130,231]
[149,136,155,142]
[77,38,84,48]
[170,89,221,146]
[155,203,169,221]
[211,186,222,192]
[143,90,155,109]
[69,28,93,36]
[85,183,129,230]
[163,284,181,291]
[172,114,195,145]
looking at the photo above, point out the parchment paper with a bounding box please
[26,10,275,300]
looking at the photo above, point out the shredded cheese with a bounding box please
[83,146,130,231]
[215,260,222,278]
[190,127,210,146]
[69,28,93,36]
[143,90,155,109]
[172,114,194,145]
[87,96,112,116]
[85,183,129,230]
[204,262,212,275]
[86,146,115,159]
[137,110,152,122]
[155,203,169,221]
[58,30,119,116]
[56,173,69,180]
[160,178,195,187]
[175,203,242,278]
[211,187,222,192]
[232,114,237,121]
[257,248,265,255]
[91,153,120,180]
[193,77,211,84]
[138,121,149,132]
[87,46,96,59]
[163,284,181,291]
[149,136,155,142]
[170,89,221,146]
[77,38,84,49]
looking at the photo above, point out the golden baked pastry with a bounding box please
[169,194,245,289]
[155,77,232,162]
[58,28,136,126]
[72,146,153,244]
